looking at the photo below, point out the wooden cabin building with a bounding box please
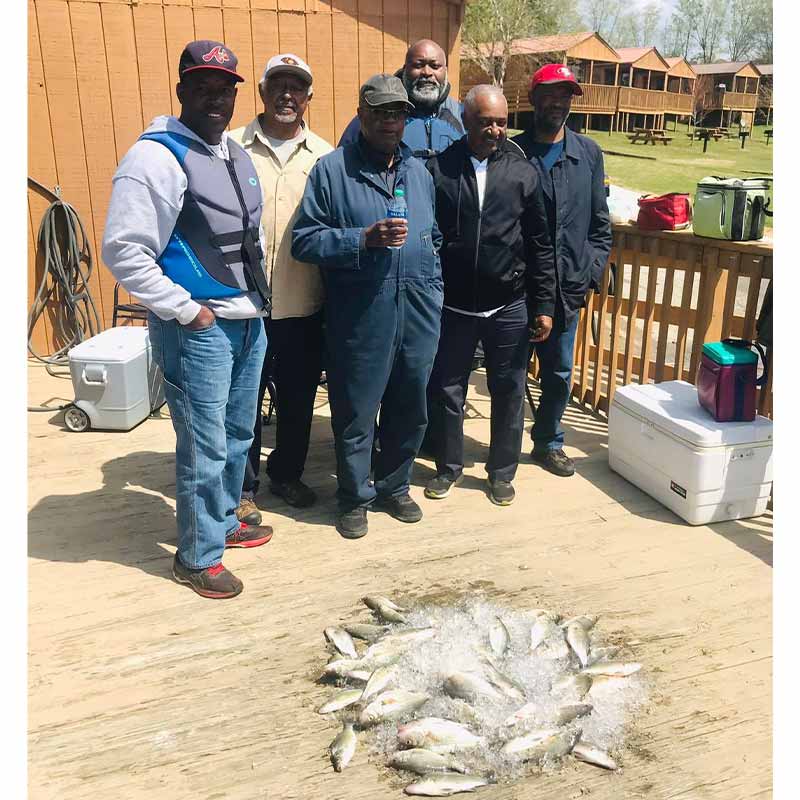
[28,0,469,354]
[691,61,762,128]
[460,31,622,130]
[664,56,697,125]
[755,64,773,125]
[614,47,671,131]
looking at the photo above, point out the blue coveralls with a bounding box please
[292,139,444,510]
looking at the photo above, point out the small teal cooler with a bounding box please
[696,339,765,422]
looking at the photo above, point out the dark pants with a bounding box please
[429,297,529,483]
[241,311,324,497]
[325,280,442,511]
[531,311,579,453]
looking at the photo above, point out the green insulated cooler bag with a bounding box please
[693,176,772,241]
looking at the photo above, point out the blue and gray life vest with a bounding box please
[140,130,271,305]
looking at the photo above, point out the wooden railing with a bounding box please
[618,86,666,112]
[530,225,773,418]
[722,91,759,110]
[662,92,694,115]
[572,84,620,113]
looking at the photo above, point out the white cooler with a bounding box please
[66,326,165,432]
[608,380,772,525]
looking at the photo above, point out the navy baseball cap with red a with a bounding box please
[179,40,245,83]
[529,63,583,96]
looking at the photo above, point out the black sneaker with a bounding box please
[424,473,463,500]
[375,493,423,523]
[269,479,317,508]
[225,522,274,549]
[487,479,515,506]
[337,507,368,539]
[172,554,243,599]
[531,448,575,477]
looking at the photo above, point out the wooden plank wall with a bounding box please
[28,0,465,354]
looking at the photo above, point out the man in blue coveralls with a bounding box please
[512,65,612,478]
[337,40,464,157]
[292,74,443,540]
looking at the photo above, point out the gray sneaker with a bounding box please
[424,473,463,500]
[487,479,515,506]
[531,448,575,477]
[172,555,243,599]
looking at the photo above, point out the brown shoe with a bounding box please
[225,522,274,549]
[236,497,262,525]
[172,554,243,599]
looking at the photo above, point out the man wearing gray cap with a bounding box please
[230,54,333,521]
[292,74,443,539]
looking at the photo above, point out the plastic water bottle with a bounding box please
[386,187,407,250]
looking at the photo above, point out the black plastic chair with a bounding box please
[111,282,148,327]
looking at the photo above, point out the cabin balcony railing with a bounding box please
[617,86,666,112]
[662,92,694,114]
[571,83,620,113]
[530,225,773,419]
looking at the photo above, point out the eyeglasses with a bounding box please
[364,107,408,121]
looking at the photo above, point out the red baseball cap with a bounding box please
[529,64,583,96]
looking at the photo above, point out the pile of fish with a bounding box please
[317,595,647,796]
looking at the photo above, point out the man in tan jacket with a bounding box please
[230,54,333,518]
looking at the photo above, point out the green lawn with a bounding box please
[585,124,773,199]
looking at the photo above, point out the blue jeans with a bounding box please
[531,312,579,453]
[148,312,267,569]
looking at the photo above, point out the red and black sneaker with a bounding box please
[172,555,243,599]
[224,522,274,549]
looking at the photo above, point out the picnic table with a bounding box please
[687,127,725,141]
[627,127,673,145]
[765,128,773,144]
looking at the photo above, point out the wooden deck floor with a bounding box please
[28,362,772,800]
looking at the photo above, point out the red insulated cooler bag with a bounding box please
[696,339,768,422]
[636,193,692,231]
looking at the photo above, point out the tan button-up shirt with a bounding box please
[229,118,333,320]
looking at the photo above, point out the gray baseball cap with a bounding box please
[359,73,414,109]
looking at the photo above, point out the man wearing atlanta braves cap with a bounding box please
[229,54,333,520]
[103,41,275,599]
[511,65,612,478]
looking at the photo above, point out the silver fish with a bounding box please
[587,645,620,665]
[361,663,398,701]
[551,672,592,699]
[530,608,561,623]
[443,671,505,703]
[342,668,372,683]
[538,639,571,660]
[318,688,363,714]
[322,657,365,679]
[581,661,642,677]
[329,722,357,772]
[488,617,511,657]
[404,774,488,796]
[358,689,429,727]
[365,629,435,660]
[397,718,485,751]
[342,622,389,642]
[324,626,358,659]
[530,616,558,650]
[555,703,593,725]
[363,595,408,622]
[503,729,581,763]
[500,728,562,758]
[560,614,599,631]
[479,659,525,702]
[573,741,618,770]
[587,674,630,698]
[566,623,591,668]
[502,701,538,727]
[388,749,468,775]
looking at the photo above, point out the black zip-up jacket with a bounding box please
[511,127,612,324]
[425,137,556,318]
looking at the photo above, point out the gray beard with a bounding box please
[404,75,448,112]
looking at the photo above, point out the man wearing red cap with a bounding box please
[512,64,612,478]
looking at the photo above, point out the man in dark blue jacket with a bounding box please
[292,74,443,540]
[337,39,464,158]
[512,65,612,477]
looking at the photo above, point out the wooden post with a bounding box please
[647,70,652,90]
[588,60,594,85]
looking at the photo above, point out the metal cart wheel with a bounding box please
[64,405,90,432]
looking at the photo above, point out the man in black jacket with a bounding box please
[512,65,612,477]
[424,85,555,506]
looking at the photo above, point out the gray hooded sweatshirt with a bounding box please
[102,116,267,324]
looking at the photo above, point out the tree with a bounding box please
[461,0,563,87]
[725,0,758,60]
[582,0,624,42]
[694,0,727,63]
[614,2,663,48]
[751,0,773,62]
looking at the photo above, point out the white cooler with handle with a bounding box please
[66,326,165,432]
[608,380,772,525]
